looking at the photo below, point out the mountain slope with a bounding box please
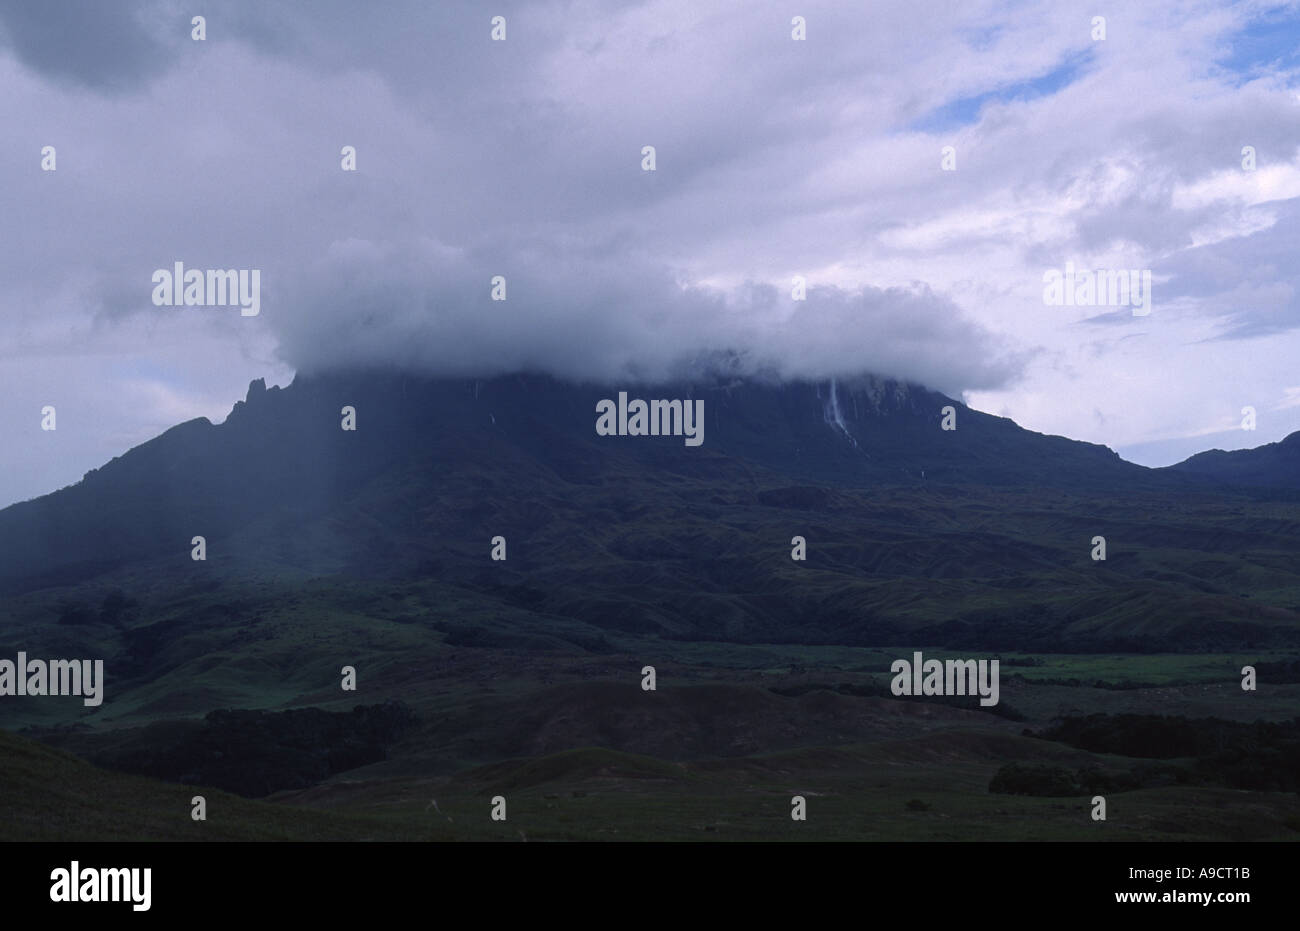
[0,371,1296,658]
[1167,431,1300,489]
[0,371,1150,594]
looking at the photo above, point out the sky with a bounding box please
[2,0,1299,507]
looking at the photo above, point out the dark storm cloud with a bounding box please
[0,0,178,93]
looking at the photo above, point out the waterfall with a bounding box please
[823,379,859,448]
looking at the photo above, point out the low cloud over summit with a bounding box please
[274,237,1026,394]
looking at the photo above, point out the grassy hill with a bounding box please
[0,728,438,841]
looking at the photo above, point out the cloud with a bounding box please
[0,0,179,93]
[275,237,1024,395]
[2,0,1300,510]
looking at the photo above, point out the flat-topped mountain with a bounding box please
[0,371,1296,652]
[0,371,1140,592]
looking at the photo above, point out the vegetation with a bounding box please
[3,373,1299,840]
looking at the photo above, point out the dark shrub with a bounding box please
[989,762,1079,796]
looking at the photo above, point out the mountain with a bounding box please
[0,370,1297,656]
[4,370,1300,843]
[0,370,1146,593]
[1166,430,1300,489]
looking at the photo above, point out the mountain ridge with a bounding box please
[1165,430,1300,488]
[1,369,1297,654]
[0,370,1146,591]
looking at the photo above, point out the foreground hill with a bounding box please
[8,713,1299,842]
[0,728,436,841]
